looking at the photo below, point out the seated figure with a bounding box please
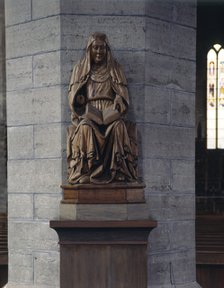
[67,32,138,184]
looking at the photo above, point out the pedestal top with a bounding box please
[50,219,157,244]
[50,219,157,229]
[61,181,146,204]
[61,182,145,190]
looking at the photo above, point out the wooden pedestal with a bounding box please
[50,220,157,288]
[61,182,145,204]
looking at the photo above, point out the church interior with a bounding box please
[196,1,224,287]
[0,1,224,287]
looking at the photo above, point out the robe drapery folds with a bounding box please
[67,33,138,184]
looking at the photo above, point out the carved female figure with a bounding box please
[67,32,138,184]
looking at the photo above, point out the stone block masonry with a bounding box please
[5,0,62,287]
[4,0,200,287]
[144,1,199,287]
[0,0,7,214]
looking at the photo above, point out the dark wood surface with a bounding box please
[196,215,224,264]
[196,215,224,288]
[61,182,146,204]
[50,220,157,244]
[50,219,157,229]
[51,219,156,288]
[61,244,147,288]
[0,214,8,288]
[197,264,224,288]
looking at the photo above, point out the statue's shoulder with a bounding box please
[71,59,89,84]
[73,61,82,73]
[111,59,127,85]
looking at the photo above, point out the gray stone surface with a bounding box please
[61,15,145,51]
[8,194,33,219]
[146,18,196,60]
[143,158,171,187]
[128,84,145,123]
[146,0,196,27]
[171,160,195,193]
[8,221,59,251]
[6,57,33,91]
[5,0,31,26]
[32,0,60,19]
[169,221,195,251]
[34,124,62,158]
[60,202,151,221]
[60,49,83,85]
[61,0,146,16]
[145,85,171,124]
[171,91,195,127]
[34,194,61,220]
[145,51,196,92]
[0,0,6,213]
[60,203,128,221]
[114,51,145,85]
[6,17,60,58]
[7,126,34,159]
[7,86,62,126]
[8,159,62,193]
[5,284,59,288]
[0,92,5,124]
[173,2,197,27]
[147,194,195,221]
[149,283,200,288]
[148,220,195,253]
[8,252,33,283]
[59,203,77,220]
[33,52,61,87]
[34,252,59,286]
[143,125,195,159]
[127,203,150,220]
[148,250,196,286]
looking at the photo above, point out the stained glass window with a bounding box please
[207,44,224,149]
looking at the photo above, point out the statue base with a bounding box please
[51,181,157,288]
[61,182,145,204]
[50,220,157,288]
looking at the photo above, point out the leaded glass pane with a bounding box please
[218,49,224,148]
[207,48,217,149]
[214,43,221,51]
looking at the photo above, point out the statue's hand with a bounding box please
[76,94,86,105]
[113,95,126,114]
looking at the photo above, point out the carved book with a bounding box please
[84,103,120,125]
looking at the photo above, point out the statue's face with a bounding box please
[90,39,107,64]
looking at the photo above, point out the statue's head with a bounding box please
[74,33,114,82]
[87,32,110,65]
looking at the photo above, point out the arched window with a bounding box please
[207,43,224,149]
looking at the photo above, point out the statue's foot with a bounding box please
[79,175,90,184]
[115,173,125,182]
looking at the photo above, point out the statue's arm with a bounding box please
[111,61,129,114]
[113,94,127,114]
[68,64,87,118]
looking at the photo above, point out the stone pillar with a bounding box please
[0,0,7,213]
[145,1,200,287]
[5,1,62,287]
[5,0,199,287]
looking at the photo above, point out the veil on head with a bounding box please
[69,32,129,111]
[69,32,129,109]
[76,32,115,83]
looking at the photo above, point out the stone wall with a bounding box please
[145,2,198,287]
[0,0,7,213]
[5,1,199,287]
[5,1,61,287]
